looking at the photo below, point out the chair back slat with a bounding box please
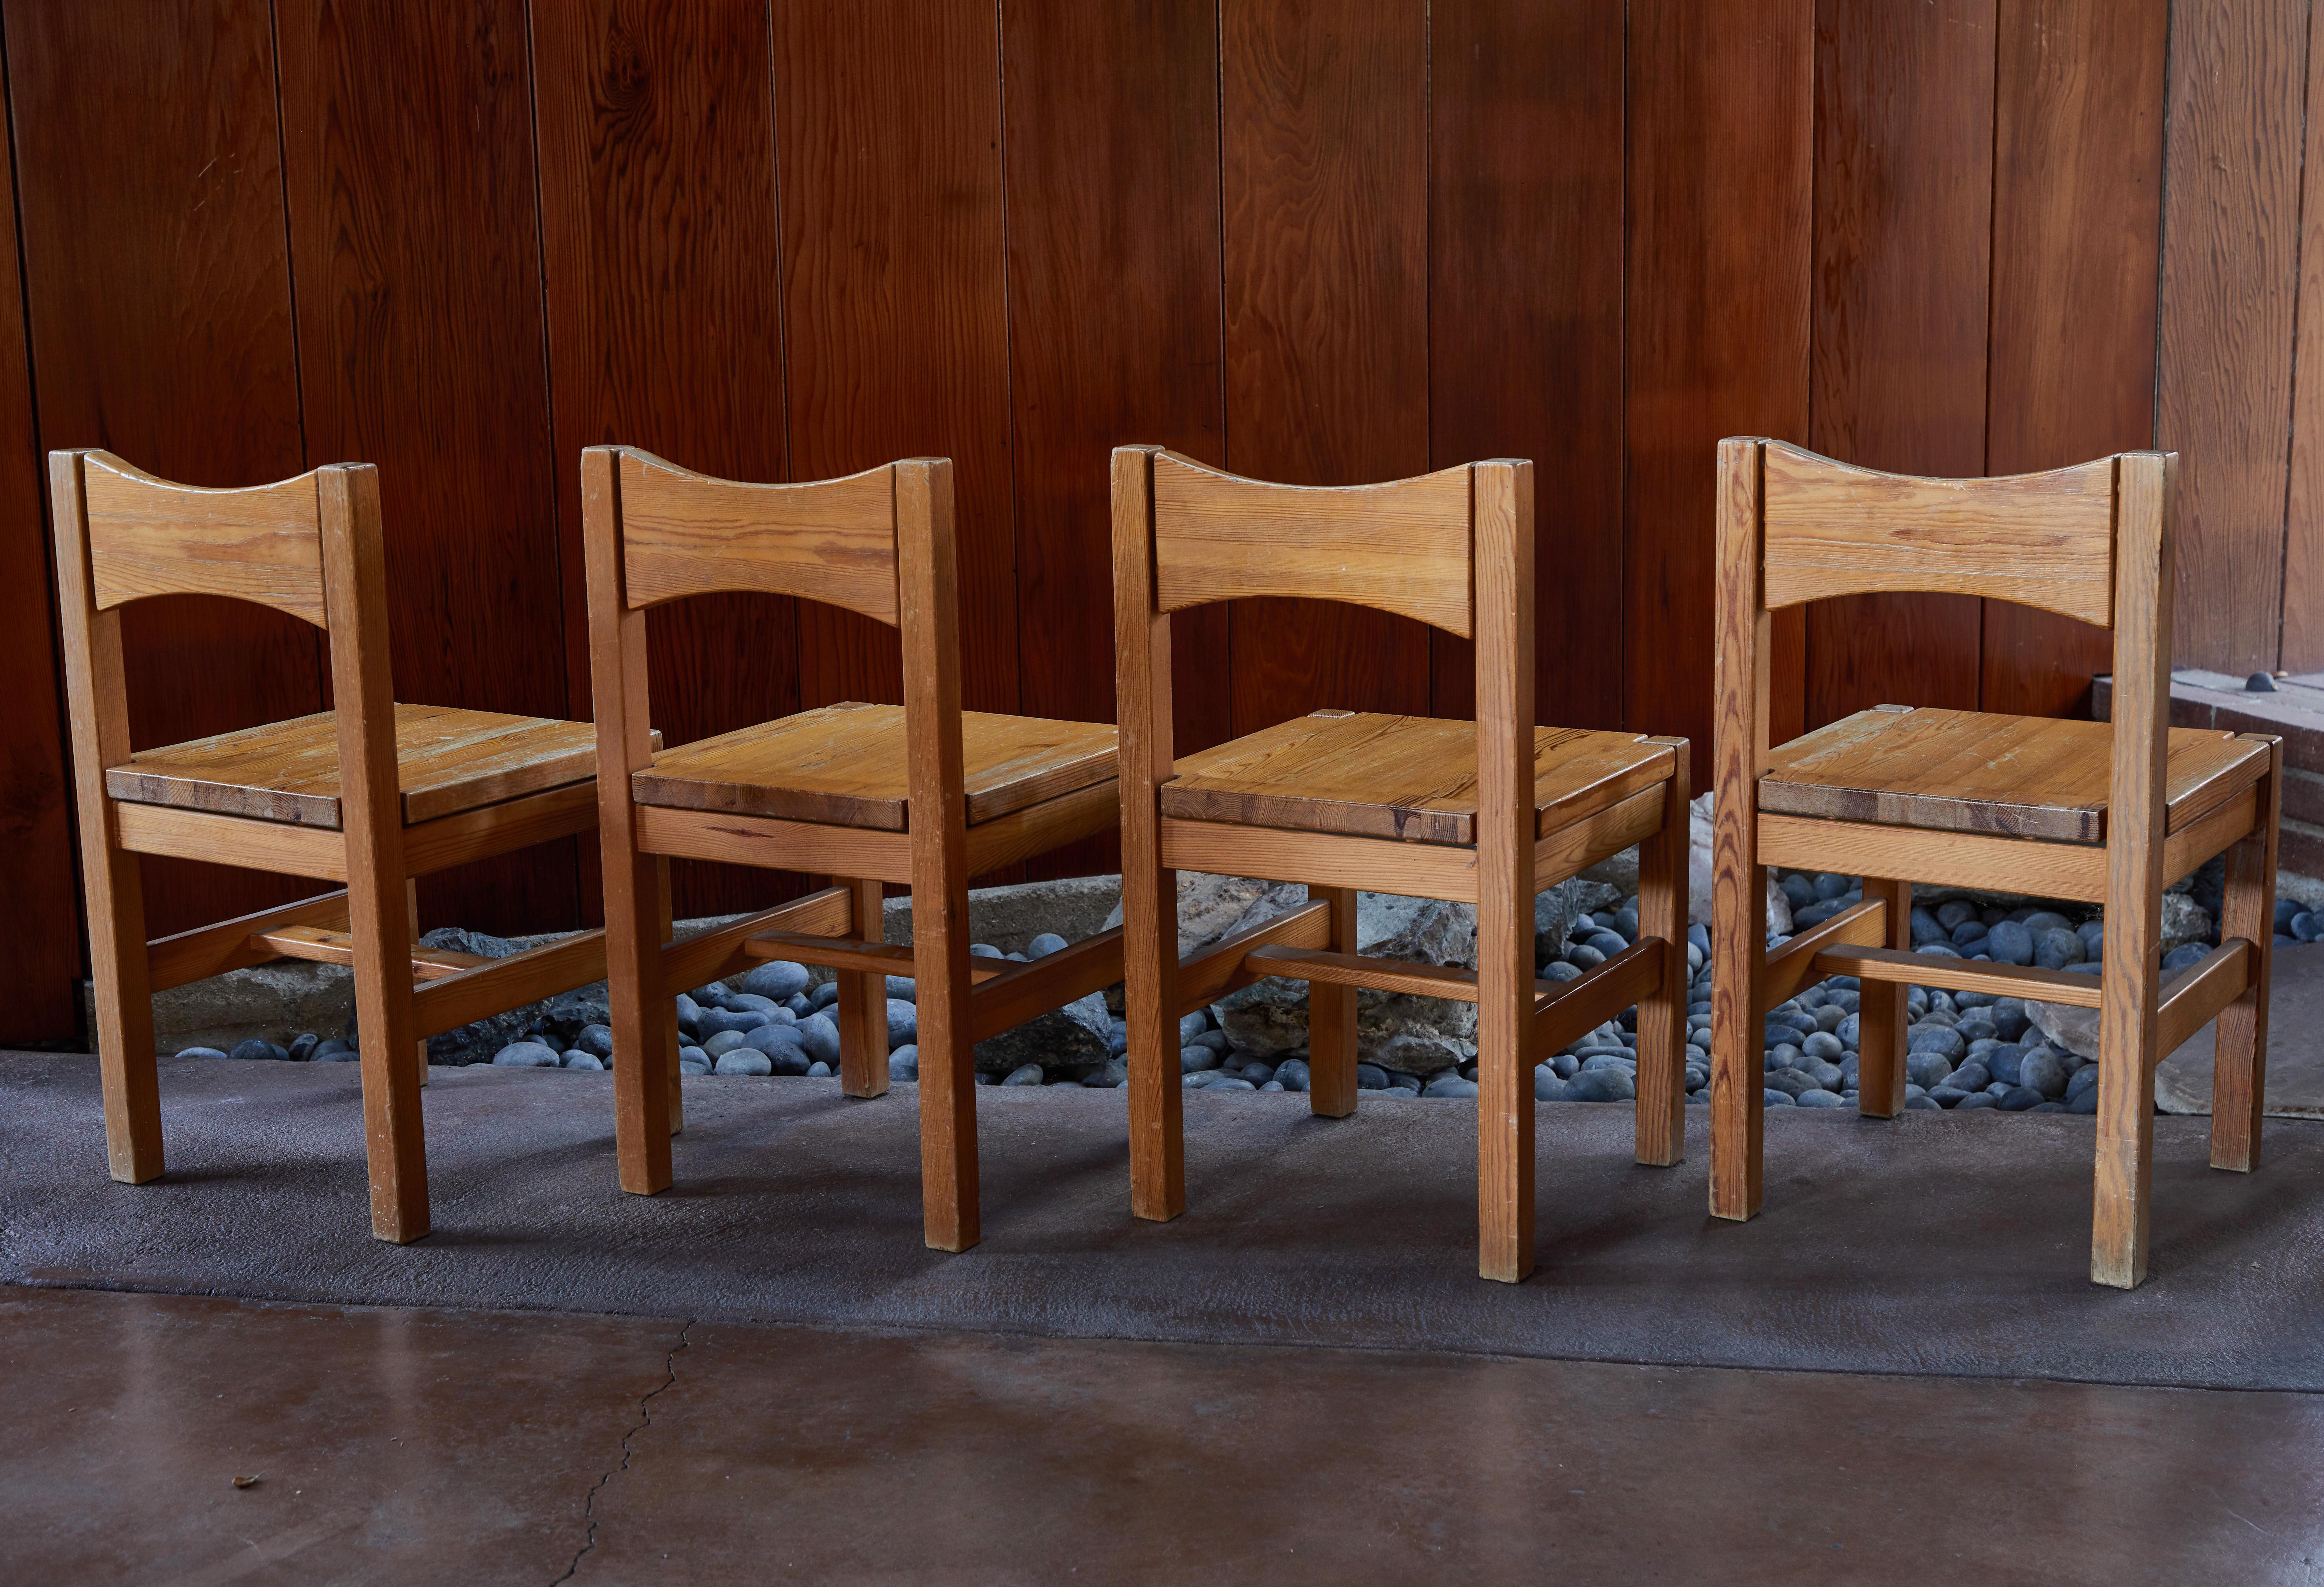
[1759,442,2116,627]
[82,452,327,627]
[618,448,900,626]
[1150,451,1475,638]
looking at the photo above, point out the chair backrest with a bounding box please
[580,445,962,820]
[1112,442,1537,859]
[1715,436,2176,847]
[607,446,905,627]
[50,447,400,848]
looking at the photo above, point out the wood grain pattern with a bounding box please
[2211,735,2280,1170]
[2155,0,2308,676]
[773,0,1016,717]
[632,704,1115,831]
[107,704,606,828]
[531,0,802,923]
[1150,452,1475,637]
[632,802,912,887]
[1759,706,2269,841]
[113,800,348,883]
[1761,444,2115,625]
[1981,0,2168,714]
[1632,736,1689,1166]
[966,927,1124,1044]
[1806,0,1997,728]
[146,888,352,993]
[1000,0,1228,883]
[2155,936,2254,1067]
[1161,712,1671,845]
[1758,895,1890,1011]
[277,0,579,941]
[1810,945,2105,1008]
[9,0,325,940]
[1625,0,1812,755]
[410,928,611,1041]
[250,925,491,980]
[1427,0,1623,728]
[1709,438,1769,1220]
[2285,0,2324,671]
[1171,899,1333,1017]
[618,451,900,624]
[81,453,326,626]
[1221,0,1432,732]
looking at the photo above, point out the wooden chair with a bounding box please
[583,448,1123,1252]
[1710,439,2282,1289]
[52,450,624,1244]
[1112,447,1692,1283]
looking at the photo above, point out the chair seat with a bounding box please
[1160,710,1675,845]
[106,704,606,829]
[1759,705,2270,843]
[631,702,1118,830]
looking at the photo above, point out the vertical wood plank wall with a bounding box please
[0,0,2314,1038]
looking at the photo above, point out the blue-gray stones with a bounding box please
[1108,1019,1130,1055]
[741,1022,805,1058]
[2022,910,2071,936]
[1275,1058,1311,1092]
[809,980,843,1010]
[1936,899,1978,930]
[1182,1046,1222,1074]
[688,981,730,1006]
[1983,1045,2026,1086]
[970,943,1004,959]
[2065,1064,2100,1102]
[1424,1074,1480,1098]
[1207,1077,1257,1092]
[577,1024,616,1058]
[1763,1068,1820,1099]
[2028,1100,2067,1113]
[1356,1063,1391,1090]
[703,1029,748,1058]
[2033,929,2082,970]
[674,993,703,1035]
[885,999,917,1048]
[727,993,781,1014]
[1027,932,1069,959]
[2294,914,2324,943]
[287,1032,321,1062]
[795,1013,841,1066]
[748,962,822,999]
[1814,872,1852,900]
[889,1045,919,1081]
[696,1007,769,1038]
[1535,1069,1568,1101]
[2068,1087,2099,1114]
[1990,1000,2031,1042]
[1986,921,2034,965]
[1687,922,1710,953]
[2018,1048,2069,1099]
[1906,1024,1966,1061]
[1541,959,1583,982]
[228,1038,287,1062]
[678,1044,708,1069]
[1580,1051,1634,1074]
[1584,930,1629,960]
[2276,896,2304,932]
[679,1056,709,1076]
[564,1052,605,1071]
[767,1047,812,1077]
[2247,671,2277,692]
[1002,1063,1045,1086]
[492,1041,562,1067]
[1905,1094,1942,1110]
[1998,1084,2045,1111]
[1566,942,1606,969]
[1951,919,1990,948]
[1917,941,1964,959]
[1926,1085,1973,1107]
[1955,1091,1999,1109]
[1909,907,1947,946]
[1802,1031,1847,1061]
[1764,1088,1798,1107]
[1948,1059,1992,1094]
[1796,1088,1847,1108]
[2162,941,2213,973]
[1241,1061,1276,1085]
[885,974,917,1001]
[785,993,813,1016]
[1568,1067,1635,1102]
[1780,874,1817,908]
[807,1060,832,1078]
[1612,905,1642,941]
[1548,1051,1580,1079]
[1905,1051,1954,1090]
[2078,920,2106,958]
[1179,1011,1209,1047]
[176,1046,231,1061]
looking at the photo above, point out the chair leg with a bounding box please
[86,824,162,1184]
[2211,749,2279,1173]
[655,858,680,1135]
[1634,745,1689,1167]
[606,843,672,1194]
[914,866,978,1253]
[349,861,427,1243]
[1307,885,1359,1117]
[405,879,432,1088]
[1124,852,1183,1223]
[1855,877,1911,1118]
[1709,860,1765,1222]
[838,876,891,1098]
[2091,928,2159,1292]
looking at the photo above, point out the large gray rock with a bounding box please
[1688,793,1793,934]
[973,990,1112,1074]
[142,959,355,1058]
[2159,892,2212,952]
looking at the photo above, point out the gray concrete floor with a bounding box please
[6,1051,2324,1583]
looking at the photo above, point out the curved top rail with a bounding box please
[79,450,328,628]
[1149,451,1478,638]
[616,447,902,627]
[1758,441,2121,627]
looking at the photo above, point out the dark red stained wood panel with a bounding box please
[533,0,803,921]
[1428,0,1623,732]
[1981,0,2168,717]
[1001,0,1227,881]
[1806,0,1997,729]
[6,0,323,941]
[1625,0,1814,753]
[2156,0,2308,676]
[771,1,1018,721]
[275,0,580,936]
[1220,0,1430,734]
[0,67,76,1038]
[2276,0,2324,672]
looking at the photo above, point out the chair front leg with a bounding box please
[1307,885,1359,1117]
[1634,741,1690,1167]
[1477,871,1535,1285]
[913,851,977,1253]
[1855,877,1911,1117]
[88,813,162,1183]
[605,840,673,1194]
[349,855,428,1243]
[1709,845,1765,1222]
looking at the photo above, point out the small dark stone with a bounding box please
[889,1044,920,1081]
[176,1046,231,1061]
[286,1032,321,1062]
[884,999,918,1048]
[1002,1063,1045,1086]
[1275,1058,1311,1092]
[2019,1048,2069,1099]
[1027,932,1069,959]
[1986,921,2035,965]
[2247,671,2277,693]
[1763,1088,1797,1107]
[1998,1084,2045,1111]
[228,1038,286,1062]
[564,1052,605,1072]
[1356,1063,1391,1090]
[795,1013,841,1066]
[1984,1045,2027,1086]
[2162,941,2213,973]
[1568,1067,1635,1102]
[809,981,843,1010]
[1796,1088,1848,1108]
[1955,1091,1999,1110]
[2068,1087,2100,1115]
[1948,1059,1993,1093]
[492,1041,561,1068]
[696,1007,769,1038]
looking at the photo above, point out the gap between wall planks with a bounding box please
[0,0,2294,1039]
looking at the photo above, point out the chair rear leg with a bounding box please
[838,875,891,1098]
[88,828,162,1183]
[606,844,672,1194]
[1855,877,1911,1117]
[914,865,978,1252]
[1307,885,1359,1117]
[2211,741,2280,1172]
[349,866,427,1243]
[1634,742,1689,1167]
[1124,848,1183,1223]
[1709,854,1765,1221]
[2092,906,2162,1291]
